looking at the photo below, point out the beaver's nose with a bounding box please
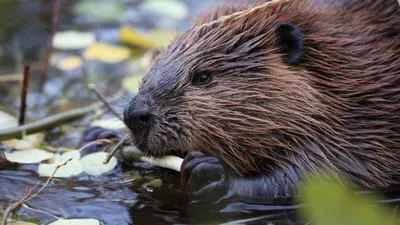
[123,95,152,132]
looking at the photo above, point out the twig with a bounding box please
[27,158,72,201]
[1,158,72,225]
[37,0,61,102]
[195,0,290,30]
[78,139,115,152]
[1,181,41,225]
[18,65,30,126]
[103,133,129,164]
[89,84,123,121]
[0,102,104,141]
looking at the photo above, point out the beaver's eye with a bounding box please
[192,73,212,85]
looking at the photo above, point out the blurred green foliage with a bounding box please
[300,173,400,225]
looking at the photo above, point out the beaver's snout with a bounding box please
[123,94,153,134]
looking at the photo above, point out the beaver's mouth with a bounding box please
[131,134,187,158]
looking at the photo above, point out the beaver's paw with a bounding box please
[181,152,227,201]
[79,126,121,154]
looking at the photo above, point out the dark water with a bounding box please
[0,0,399,224]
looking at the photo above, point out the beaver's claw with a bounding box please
[181,152,227,201]
[79,126,121,155]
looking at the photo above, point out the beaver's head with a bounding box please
[123,2,331,174]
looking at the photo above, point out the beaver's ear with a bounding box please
[275,22,303,65]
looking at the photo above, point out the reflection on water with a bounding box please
[0,163,305,225]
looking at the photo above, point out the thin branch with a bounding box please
[89,84,123,121]
[195,0,290,30]
[0,102,104,141]
[27,158,72,201]
[103,133,129,164]
[0,74,22,83]
[18,65,30,126]
[1,181,41,225]
[1,158,72,225]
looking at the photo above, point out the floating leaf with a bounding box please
[38,150,83,178]
[142,178,162,189]
[141,0,188,20]
[48,218,100,225]
[53,30,95,50]
[1,220,37,225]
[4,133,45,150]
[83,42,131,64]
[74,0,125,23]
[0,110,18,130]
[122,75,143,93]
[300,174,399,225]
[119,27,177,50]
[90,118,125,130]
[5,149,54,164]
[80,152,118,176]
[58,56,83,71]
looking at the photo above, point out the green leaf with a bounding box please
[38,150,83,178]
[53,30,95,50]
[80,152,118,176]
[0,110,18,130]
[300,174,400,225]
[5,149,54,164]
[141,0,188,20]
[74,0,125,23]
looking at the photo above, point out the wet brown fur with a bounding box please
[133,0,400,189]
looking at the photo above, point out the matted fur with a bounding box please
[129,0,400,189]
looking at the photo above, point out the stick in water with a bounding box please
[18,64,30,126]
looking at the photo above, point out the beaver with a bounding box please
[82,0,400,203]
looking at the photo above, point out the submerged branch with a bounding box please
[0,102,103,141]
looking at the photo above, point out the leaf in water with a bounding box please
[2,220,37,225]
[0,110,18,130]
[58,56,83,71]
[300,174,399,225]
[38,150,83,178]
[80,152,118,176]
[142,178,162,189]
[53,30,95,50]
[122,75,143,94]
[3,133,45,150]
[74,0,125,23]
[48,218,100,225]
[5,149,54,164]
[119,26,178,50]
[141,0,188,20]
[90,118,125,130]
[83,42,131,64]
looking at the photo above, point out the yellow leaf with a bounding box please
[119,26,178,50]
[58,56,83,71]
[122,75,143,93]
[83,42,131,64]
[4,133,45,150]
